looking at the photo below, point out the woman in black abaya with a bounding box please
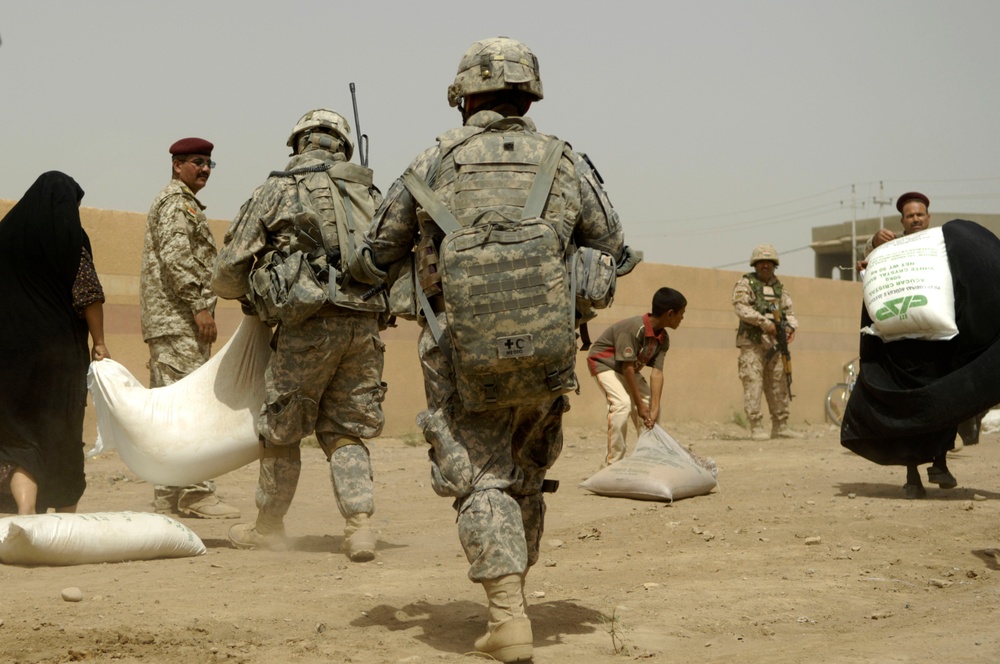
[841,219,1000,498]
[0,171,110,514]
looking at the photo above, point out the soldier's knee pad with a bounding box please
[259,440,302,461]
[318,434,363,461]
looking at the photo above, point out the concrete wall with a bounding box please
[2,199,864,440]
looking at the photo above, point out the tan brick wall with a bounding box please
[2,199,863,440]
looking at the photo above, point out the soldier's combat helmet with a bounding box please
[447,37,543,108]
[750,244,779,266]
[287,109,354,160]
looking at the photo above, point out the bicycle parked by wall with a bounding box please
[826,357,859,426]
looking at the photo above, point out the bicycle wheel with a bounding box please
[825,383,849,426]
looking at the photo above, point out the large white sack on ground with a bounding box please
[0,512,205,566]
[579,425,718,502]
[982,410,1000,435]
[88,316,271,486]
[861,227,958,342]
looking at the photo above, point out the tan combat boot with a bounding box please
[750,426,770,441]
[474,574,533,663]
[228,515,288,552]
[772,422,804,439]
[342,513,377,562]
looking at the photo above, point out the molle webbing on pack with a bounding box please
[405,137,577,411]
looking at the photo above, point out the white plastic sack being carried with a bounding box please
[580,425,718,502]
[88,316,271,486]
[0,512,205,566]
[861,227,958,342]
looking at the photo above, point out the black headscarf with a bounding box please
[841,219,1000,465]
[0,171,91,510]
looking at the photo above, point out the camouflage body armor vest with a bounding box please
[737,272,784,344]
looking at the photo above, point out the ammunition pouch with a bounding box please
[571,246,616,325]
[249,250,326,327]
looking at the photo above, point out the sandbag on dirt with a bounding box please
[580,425,718,502]
[0,512,205,566]
[87,316,272,486]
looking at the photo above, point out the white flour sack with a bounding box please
[87,316,272,486]
[862,227,958,342]
[580,425,718,502]
[0,512,205,566]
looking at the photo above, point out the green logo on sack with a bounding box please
[875,294,928,321]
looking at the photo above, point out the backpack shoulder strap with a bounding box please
[401,168,464,234]
[521,139,565,221]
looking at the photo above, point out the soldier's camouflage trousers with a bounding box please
[257,312,387,446]
[255,312,386,524]
[738,344,790,427]
[417,317,568,582]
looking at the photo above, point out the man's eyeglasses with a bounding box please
[185,158,216,169]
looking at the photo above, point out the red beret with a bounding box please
[169,137,214,156]
[896,191,929,213]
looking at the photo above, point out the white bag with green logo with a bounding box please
[861,227,958,342]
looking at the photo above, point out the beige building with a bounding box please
[2,200,863,441]
[811,212,1000,280]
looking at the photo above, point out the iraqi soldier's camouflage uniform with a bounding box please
[732,272,799,435]
[361,109,625,582]
[141,179,220,511]
[212,147,386,541]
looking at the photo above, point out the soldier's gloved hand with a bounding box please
[616,245,642,277]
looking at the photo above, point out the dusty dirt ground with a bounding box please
[3,421,1000,664]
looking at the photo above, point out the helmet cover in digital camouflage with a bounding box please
[447,37,543,108]
[287,109,354,160]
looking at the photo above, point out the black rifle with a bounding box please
[349,82,369,168]
[766,303,794,400]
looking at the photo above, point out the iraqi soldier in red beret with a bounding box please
[139,137,240,519]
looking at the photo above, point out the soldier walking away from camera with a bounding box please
[733,245,801,441]
[212,110,387,562]
[140,138,239,519]
[347,37,639,662]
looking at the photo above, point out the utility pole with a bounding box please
[872,180,893,230]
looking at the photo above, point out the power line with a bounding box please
[712,244,813,270]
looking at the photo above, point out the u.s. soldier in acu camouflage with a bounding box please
[140,137,240,520]
[212,109,387,563]
[347,37,639,662]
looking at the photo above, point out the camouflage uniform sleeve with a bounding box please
[569,150,625,261]
[781,288,799,331]
[154,196,216,314]
[364,146,439,271]
[732,277,767,329]
[212,184,272,300]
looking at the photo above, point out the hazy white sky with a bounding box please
[3,1,999,277]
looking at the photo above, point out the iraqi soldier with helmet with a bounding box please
[733,244,801,441]
[347,37,639,662]
[212,109,387,562]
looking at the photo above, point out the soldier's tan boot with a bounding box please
[342,513,377,562]
[228,516,288,552]
[750,426,770,441]
[474,574,533,663]
[772,422,804,439]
